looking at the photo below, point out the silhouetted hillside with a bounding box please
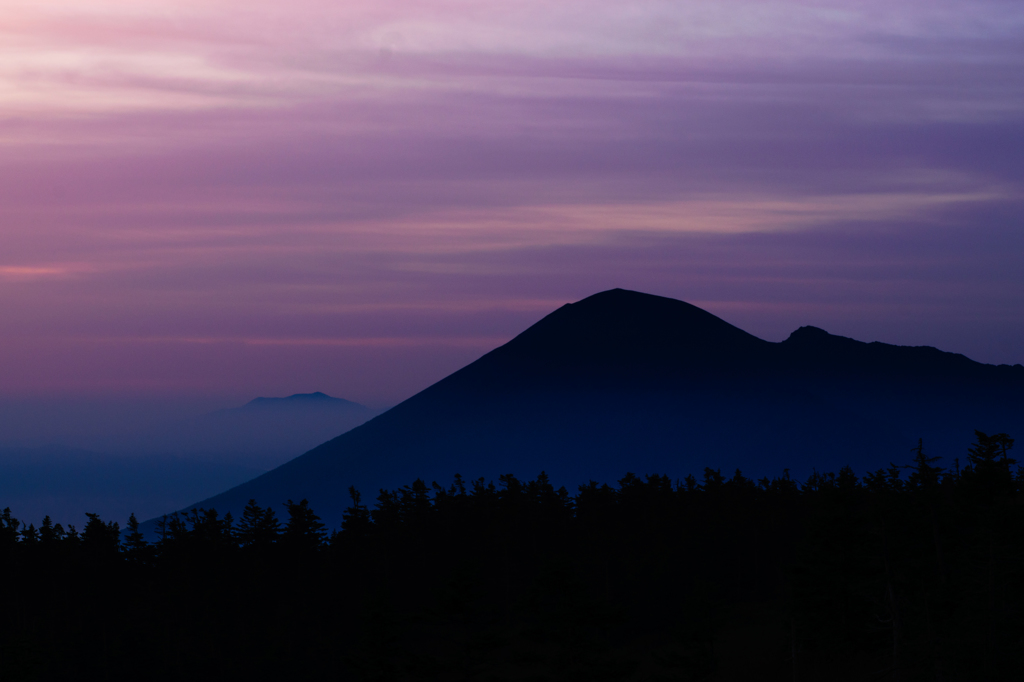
[159,289,1024,530]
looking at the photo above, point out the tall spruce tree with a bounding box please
[235,499,281,548]
[19,523,39,545]
[39,515,65,545]
[283,499,326,552]
[964,430,1017,498]
[82,513,120,556]
[0,508,19,552]
[123,513,150,562]
[340,487,372,538]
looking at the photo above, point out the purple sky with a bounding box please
[1,0,1022,409]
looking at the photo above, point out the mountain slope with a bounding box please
[155,289,1024,529]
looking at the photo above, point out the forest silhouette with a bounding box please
[1,430,1021,681]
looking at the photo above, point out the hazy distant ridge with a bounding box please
[229,392,366,411]
[158,392,377,467]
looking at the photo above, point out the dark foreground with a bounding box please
[2,431,1021,681]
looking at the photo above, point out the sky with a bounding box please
[1,0,1023,419]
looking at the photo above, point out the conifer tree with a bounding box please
[123,513,149,562]
[964,430,1016,498]
[0,507,19,551]
[20,523,39,545]
[162,512,190,549]
[340,487,372,537]
[235,499,281,548]
[372,489,401,528]
[63,524,79,546]
[702,467,724,491]
[899,440,949,587]
[185,508,234,551]
[82,513,120,555]
[398,479,432,524]
[39,515,65,545]
[906,439,944,491]
[283,499,327,552]
[155,514,168,547]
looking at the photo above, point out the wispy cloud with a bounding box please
[0,0,1021,401]
[0,265,87,280]
[3,0,1023,116]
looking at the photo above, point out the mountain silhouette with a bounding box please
[151,289,1024,530]
[233,392,364,410]
[154,392,380,470]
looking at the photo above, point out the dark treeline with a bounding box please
[1,430,1022,681]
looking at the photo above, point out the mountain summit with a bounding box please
[458,289,769,389]
[240,392,364,409]
[160,289,1024,529]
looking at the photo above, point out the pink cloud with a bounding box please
[0,0,1020,403]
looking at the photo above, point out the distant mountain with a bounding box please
[157,392,380,470]
[227,392,365,411]
[156,289,1024,530]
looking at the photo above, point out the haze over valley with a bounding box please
[0,393,382,525]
